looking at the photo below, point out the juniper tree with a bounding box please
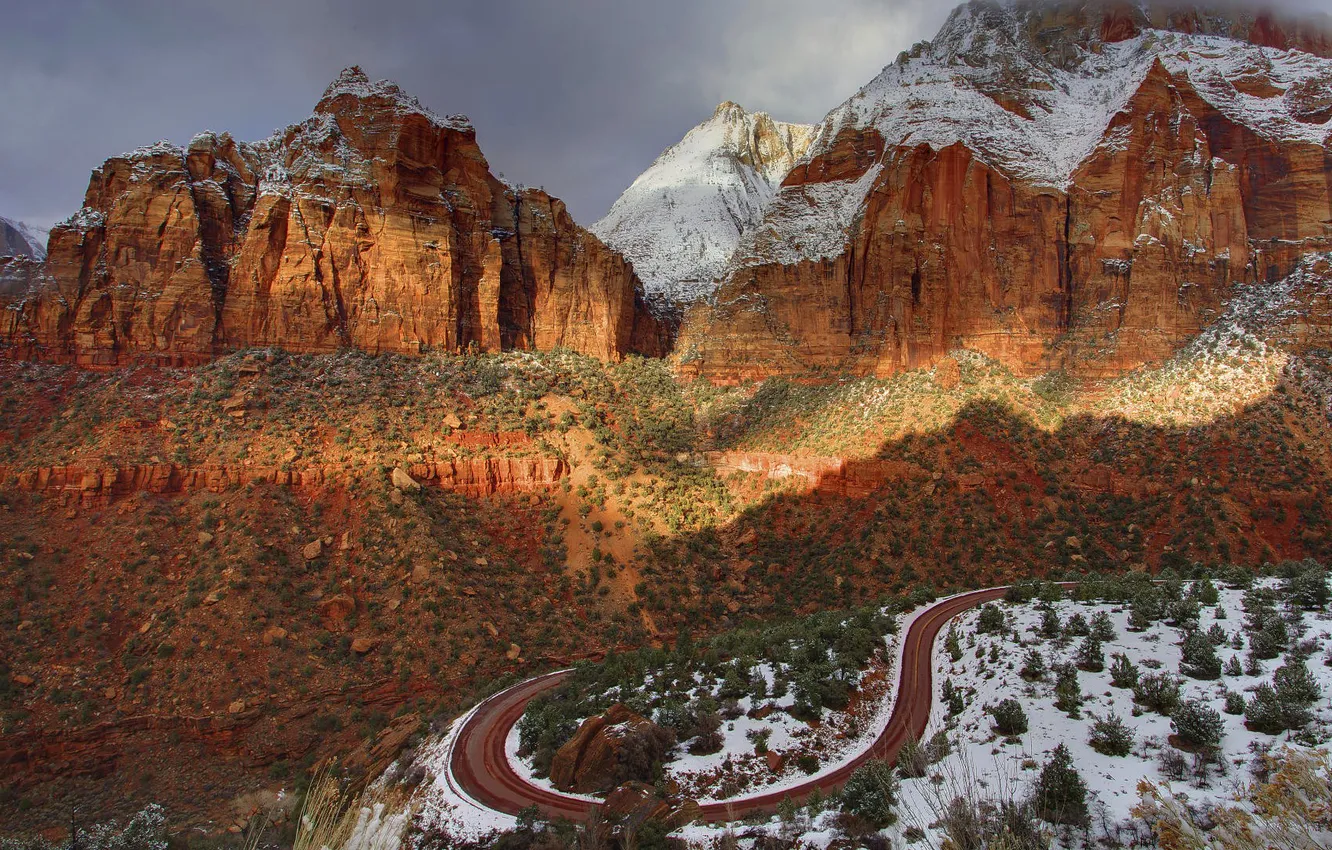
[1172,699,1224,749]
[1090,610,1116,642]
[1033,743,1089,826]
[1088,712,1134,756]
[1179,630,1222,680]
[1109,653,1139,688]
[1075,634,1105,672]
[840,760,899,828]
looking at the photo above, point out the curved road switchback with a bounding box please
[447,586,1009,824]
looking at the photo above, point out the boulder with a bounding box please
[391,467,420,492]
[317,594,355,632]
[302,539,323,560]
[548,704,675,794]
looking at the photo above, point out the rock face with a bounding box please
[0,455,567,506]
[592,102,814,304]
[673,0,1332,381]
[0,68,667,367]
[547,704,675,794]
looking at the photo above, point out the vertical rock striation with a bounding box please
[672,1,1332,381]
[1,68,667,367]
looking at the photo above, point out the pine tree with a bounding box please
[945,623,963,662]
[1088,712,1134,756]
[1075,634,1105,672]
[1109,653,1139,688]
[1197,576,1220,606]
[1090,610,1117,642]
[1040,607,1062,639]
[1033,743,1089,826]
[1274,658,1322,706]
[1179,630,1222,680]
[1172,699,1224,748]
[1134,672,1182,715]
[976,604,1007,634]
[1284,565,1329,610]
[1224,655,1243,677]
[840,760,899,827]
[1020,647,1047,681]
[1053,663,1083,717]
[990,698,1029,735]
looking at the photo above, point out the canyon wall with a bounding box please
[0,68,667,368]
[673,1,1332,381]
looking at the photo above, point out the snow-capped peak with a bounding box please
[592,102,814,303]
[0,217,48,260]
[736,0,1332,269]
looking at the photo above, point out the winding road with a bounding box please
[447,586,1008,824]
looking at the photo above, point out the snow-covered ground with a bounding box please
[907,583,1328,840]
[505,600,930,803]
[674,579,1332,848]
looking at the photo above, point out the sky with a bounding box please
[3,0,1329,233]
[0,0,955,232]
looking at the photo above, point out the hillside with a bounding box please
[3,277,1332,834]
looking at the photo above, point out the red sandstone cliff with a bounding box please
[0,68,668,367]
[671,1,1332,381]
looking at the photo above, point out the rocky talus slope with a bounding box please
[671,0,1332,381]
[0,68,668,368]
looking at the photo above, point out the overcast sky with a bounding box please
[4,1,1328,233]
[0,0,958,231]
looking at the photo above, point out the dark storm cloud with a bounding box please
[0,0,952,229]
[2,0,1328,231]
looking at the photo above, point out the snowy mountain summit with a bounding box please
[592,102,813,304]
[0,218,48,260]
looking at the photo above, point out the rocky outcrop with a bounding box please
[674,1,1332,381]
[547,704,675,794]
[0,455,566,505]
[707,452,929,498]
[0,68,667,368]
